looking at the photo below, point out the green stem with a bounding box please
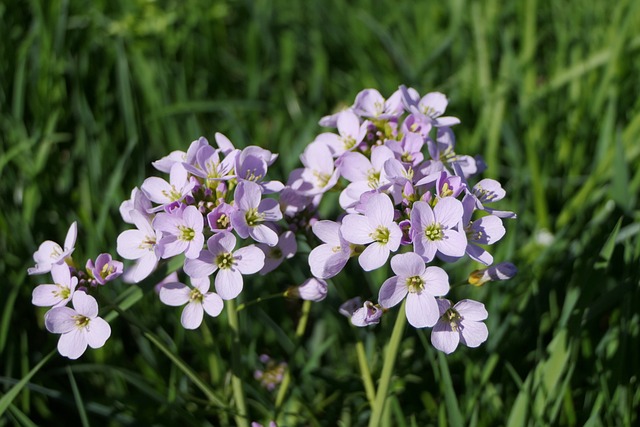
[368,300,407,427]
[275,300,312,410]
[235,292,286,312]
[200,321,220,385]
[356,338,376,408]
[226,299,249,427]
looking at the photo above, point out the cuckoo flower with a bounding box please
[338,145,395,210]
[468,262,518,286]
[28,222,77,276]
[470,179,517,219]
[400,86,461,128]
[141,163,195,210]
[85,253,123,285]
[119,187,152,224]
[230,181,282,246]
[153,205,205,259]
[182,144,235,185]
[289,278,328,302]
[351,301,383,327]
[341,193,401,271]
[159,277,224,329]
[411,198,466,263]
[32,263,77,308]
[207,202,236,233]
[352,88,404,120]
[378,252,450,328]
[292,141,340,195]
[431,299,488,354]
[44,291,111,359]
[116,210,163,283]
[183,231,264,300]
[316,110,368,157]
[308,220,352,279]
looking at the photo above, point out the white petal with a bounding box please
[215,269,243,300]
[159,283,191,306]
[460,320,489,348]
[406,292,439,328]
[378,276,407,309]
[431,321,460,354]
[72,292,98,318]
[203,293,224,317]
[341,214,373,245]
[58,329,88,359]
[86,317,111,349]
[234,245,265,275]
[181,303,204,329]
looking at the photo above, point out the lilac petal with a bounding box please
[312,221,341,245]
[423,266,450,296]
[340,152,371,183]
[191,277,211,293]
[431,320,460,354]
[302,141,335,175]
[365,193,394,226]
[472,215,505,244]
[455,299,488,321]
[181,302,204,329]
[406,292,439,328]
[183,206,204,231]
[435,116,461,127]
[58,329,88,359]
[420,92,448,117]
[234,245,265,274]
[72,292,98,318]
[411,201,435,229]
[184,251,216,278]
[160,236,187,259]
[132,252,159,282]
[341,214,373,244]
[116,230,150,260]
[413,237,437,263]
[434,197,463,229]
[85,317,111,349]
[279,231,297,258]
[358,242,389,271]
[185,234,205,259]
[63,222,78,251]
[159,283,191,306]
[370,145,395,171]
[32,285,66,307]
[466,244,494,265]
[437,229,467,258]
[152,150,185,173]
[262,180,285,194]
[215,269,243,300]
[473,179,506,203]
[249,224,279,247]
[378,276,407,309]
[209,231,237,255]
[45,307,77,333]
[235,181,262,211]
[230,211,250,238]
[460,320,489,348]
[309,244,348,279]
[390,252,425,277]
[258,198,283,221]
[214,132,235,155]
[203,293,224,317]
[337,110,361,138]
[141,177,172,204]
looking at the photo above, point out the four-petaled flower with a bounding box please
[44,291,111,360]
[431,299,488,354]
[32,263,77,307]
[28,222,77,276]
[159,277,224,329]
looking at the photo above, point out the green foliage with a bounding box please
[2,0,640,425]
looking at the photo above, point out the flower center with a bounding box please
[424,223,444,241]
[473,185,498,203]
[313,170,331,188]
[370,226,390,244]
[245,208,263,227]
[50,244,63,259]
[367,169,381,189]
[406,275,424,293]
[162,185,183,202]
[54,284,71,300]
[215,252,235,270]
[342,136,356,150]
[216,214,230,229]
[73,315,91,329]
[100,263,116,279]
[269,247,283,259]
[443,308,462,332]
[189,288,204,303]
[244,169,263,182]
[440,182,454,198]
[401,152,413,163]
[178,225,196,241]
[140,236,157,251]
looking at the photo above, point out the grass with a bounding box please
[1,0,640,425]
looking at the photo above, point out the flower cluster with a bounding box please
[28,222,120,359]
[27,85,517,359]
[282,86,517,353]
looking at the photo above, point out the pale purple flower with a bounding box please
[152,137,209,172]
[230,181,282,246]
[28,222,77,275]
[431,299,488,354]
[213,132,236,156]
[411,198,466,262]
[341,193,402,271]
[338,146,395,211]
[116,210,163,283]
[154,271,180,294]
[207,202,237,233]
[257,231,297,275]
[182,144,235,184]
[85,253,124,285]
[435,171,465,199]
[291,141,340,195]
[235,146,283,193]
[183,231,264,300]
[351,301,383,327]
[32,263,77,307]
[308,220,351,279]
[378,252,449,328]
[315,110,368,157]
[470,179,517,219]
[278,186,316,217]
[291,278,328,302]
[141,163,195,210]
[254,355,286,392]
[159,277,224,329]
[153,205,205,259]
[385,132,424,166]
[468,262,518,286]
[352,88,403,120]
[44,291,111,359]
[400,86,461,128]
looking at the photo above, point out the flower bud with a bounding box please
[351,301,383,327]
[468,262,517,286]
[288,278,328,302]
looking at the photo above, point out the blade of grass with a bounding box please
[67,365,90,427]
[0,350,55,417]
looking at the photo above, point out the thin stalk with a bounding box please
[356,339,376,408]
[200,321,220,385]
[275,300,312,410]
[368,300,407,427]
[226,299,249,427]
